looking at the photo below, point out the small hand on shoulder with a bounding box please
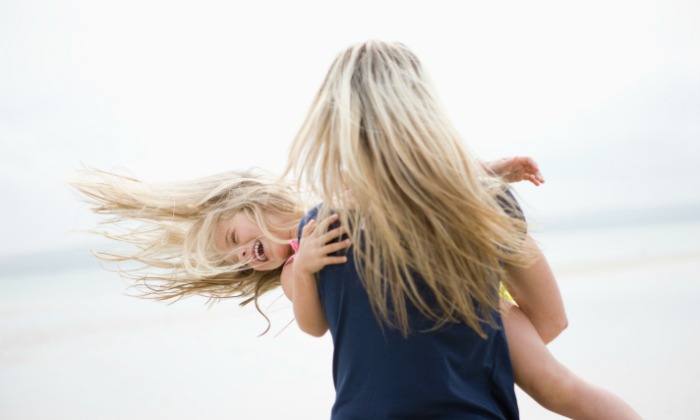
[282,213,351,337]
[292,214,351,277]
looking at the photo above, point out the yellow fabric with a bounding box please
[499,283,515,303]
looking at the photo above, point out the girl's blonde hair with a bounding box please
[71,168,305,333]
[285,40,530,337]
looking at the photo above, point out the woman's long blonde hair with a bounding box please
[285,40,530,337]
[71,168,305,332]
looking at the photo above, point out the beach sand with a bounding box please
[1,221,699,419]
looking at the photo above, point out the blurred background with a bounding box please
[1,0,698,419]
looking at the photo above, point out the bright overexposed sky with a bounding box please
[1,0,699,257]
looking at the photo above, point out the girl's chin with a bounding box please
[250,259,284,272]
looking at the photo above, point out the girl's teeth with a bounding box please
[254,240,267,261]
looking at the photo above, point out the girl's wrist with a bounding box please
[292,262,315,281]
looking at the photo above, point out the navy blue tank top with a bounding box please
[300,207,519,419]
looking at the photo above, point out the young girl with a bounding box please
[73,159,639,418]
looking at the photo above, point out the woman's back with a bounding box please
[286,40,527,419]
[302,207,519,420]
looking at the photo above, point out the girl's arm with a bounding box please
[505,236,568,344]
[280,214,350,337]
[486,156,563,341]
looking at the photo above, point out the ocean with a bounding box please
[1,220,699,419]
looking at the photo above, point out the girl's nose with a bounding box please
[237,247,248,261]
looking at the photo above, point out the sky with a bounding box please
[1,0,699,258]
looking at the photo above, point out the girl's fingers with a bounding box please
[323,239,351,254]
[315,213,340,233]
[323,255,348,266]
[301,219,317,237]
[322,226,346,242]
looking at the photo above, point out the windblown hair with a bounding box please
[70,168,305,332]
[285,40,531,337]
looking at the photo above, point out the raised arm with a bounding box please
[486,156,563,341]
[482,156,545,186]
[505,236,567,344]
[280,214,350,337]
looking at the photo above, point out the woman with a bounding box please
[283,40,640,419]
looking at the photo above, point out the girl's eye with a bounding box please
[231,230,238,244]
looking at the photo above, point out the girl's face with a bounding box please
[215,211,294,271]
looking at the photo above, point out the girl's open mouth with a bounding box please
[253,239,268,262]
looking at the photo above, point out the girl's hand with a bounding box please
[484,156,545,186]
[293,214,351,277]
